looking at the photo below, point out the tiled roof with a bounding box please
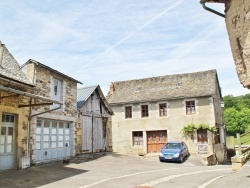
[106,69,221,104]
[0,42,33,85]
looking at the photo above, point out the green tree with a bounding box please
[224,108,244,135]
[223,95,239,110]
[239,108,250,132]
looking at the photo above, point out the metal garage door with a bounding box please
[0,113,15,170]
[35,118,71,163]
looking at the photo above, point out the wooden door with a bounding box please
[147,130,167,153]
[0,113,16,170]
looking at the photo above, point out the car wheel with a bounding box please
[179,155,183,163]
[159,159,164,162]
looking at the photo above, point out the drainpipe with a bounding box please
[27,103,62,161]
[27,98,32,158]
[200,0,225,18]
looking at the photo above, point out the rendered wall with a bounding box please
[111,96,222,155]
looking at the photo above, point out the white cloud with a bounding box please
[0,0,248,97]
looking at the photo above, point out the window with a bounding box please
[54,79,58,95]
[133,131,143,146]
[52,78,62,110]
[197,129,208,142]
[141,105,148,117]
[159,103,167,116]
[125,106,132,119]
[186,101,196,115]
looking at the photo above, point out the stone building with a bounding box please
[106,70,226,158]
[76,85,113,155]
[201,0,250,88]
[21,59,82,165]
[0,42,63,170]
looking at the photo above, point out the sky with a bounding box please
[0,0,249,97]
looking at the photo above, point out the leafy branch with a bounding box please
[181,123,216,136]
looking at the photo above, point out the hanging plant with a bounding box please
[197,123,217,132]
[182,123,216,136]
[181,123,196,136]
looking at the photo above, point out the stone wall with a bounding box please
[25,63,78,116]
[225,0,250,88]
[22,62,79,162]
[0,80,33,168]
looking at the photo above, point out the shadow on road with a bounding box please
[0,161,88,188]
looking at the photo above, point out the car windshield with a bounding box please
[164,143,181,149]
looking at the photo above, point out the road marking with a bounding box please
[78,167,185,188]
[139,168,231,187]
[79,167,231,188]
[197,174,229,188]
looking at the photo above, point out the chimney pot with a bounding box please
[110,82,114,94]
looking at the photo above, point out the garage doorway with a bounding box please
[35,118,71,163]
[147,130,167,153]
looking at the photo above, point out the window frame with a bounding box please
[159,103,167,117]
[132,131,143,146]
[186,100,196,115]
[141,104,149,118]
[125,106,132,119]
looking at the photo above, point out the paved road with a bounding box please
[0,153,249,188]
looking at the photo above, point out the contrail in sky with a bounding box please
[82,0,184,69]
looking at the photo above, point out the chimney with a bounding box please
[109,82,115,94]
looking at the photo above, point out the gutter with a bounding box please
[0,85,63,105]
[0,84,63,161]
[200,0,225,18]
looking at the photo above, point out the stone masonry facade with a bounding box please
[225,0,250,88]
[22,62,79,163]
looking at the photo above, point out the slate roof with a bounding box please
[106,69,221,104]
[77,85,113,115]
[0,42,33,86]
[22,59,82,84]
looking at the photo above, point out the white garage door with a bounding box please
[35,118,71,163]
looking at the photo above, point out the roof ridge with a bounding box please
[113,69,216,83]
[78,85,98,90]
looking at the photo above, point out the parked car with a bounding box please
[159,141,189,163]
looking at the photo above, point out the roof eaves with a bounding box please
[108,94,213,105]
[25,59,83,84]
[0,74,35,87]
